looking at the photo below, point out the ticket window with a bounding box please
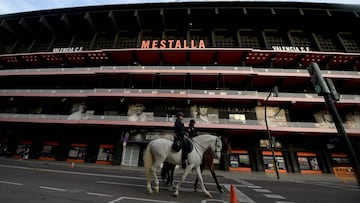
[229,150,251,172]
[14,141,32,159]
[39,142,59,161]
[262,151,287,173]
[297,152,322,174]
[96,144,115,165]
[66,143,87,163]
[331,153,350,167]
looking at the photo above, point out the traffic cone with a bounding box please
[230,184,238,203]
[71,162,75,168]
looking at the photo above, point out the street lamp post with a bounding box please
[264,86,280,179]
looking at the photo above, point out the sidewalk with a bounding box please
[1,157,357,186]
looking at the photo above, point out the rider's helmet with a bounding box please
[190,119,196,124]
[176,112,184,117]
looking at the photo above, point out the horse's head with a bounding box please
[220,135,231,154]
[212,136,222,159]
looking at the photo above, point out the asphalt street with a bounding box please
[0,158,359,203]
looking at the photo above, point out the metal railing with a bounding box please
[0,66,359,78]
[0,88,359,102]
[0,113,358,131]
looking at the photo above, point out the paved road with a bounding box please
[0,158,359,203]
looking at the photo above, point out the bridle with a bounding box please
[192,135,222,159]
[212,136,222,159]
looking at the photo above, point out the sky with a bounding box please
[0,0,359,15]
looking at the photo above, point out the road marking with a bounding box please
[263,194,285,199]
[97,180,144,187]
[39,186,67,192]
[201,199,227,203]
[224,184,255,203]
[253,188,271,193]
[0,180,23,186]
[275,201,295,203]
[0,164,145,180]
[0,163,219,187]
[86,192,113,197]
[108,196,179,203]
[97,180,219,193]
[247,185,261,188]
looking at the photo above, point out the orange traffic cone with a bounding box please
[230,184,238,203]
[71,162,75,168]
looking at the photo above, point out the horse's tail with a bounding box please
[143,142,153,183]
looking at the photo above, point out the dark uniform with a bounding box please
[187,119,198,138]
[174,113,187,139]
[174,112,188,168]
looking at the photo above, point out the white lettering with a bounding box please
[52,47,84,53]
[272,46,311,53]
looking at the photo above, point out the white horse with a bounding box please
[143,134,222,198]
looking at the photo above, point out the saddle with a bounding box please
[172,137,193,153]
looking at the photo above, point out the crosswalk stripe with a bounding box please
[224,184,255,203]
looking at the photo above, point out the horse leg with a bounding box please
[209,162,224,193]
[195,166,212,198]
[194,161,205,192]
[170,164,176,190]
[173,164,193,197]
[144,147,153,195]
[146,170,153,195]
[151,160,163,194]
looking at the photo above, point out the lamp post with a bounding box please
[264,86,280,179]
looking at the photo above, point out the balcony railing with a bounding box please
[0,66,359,78]
[0,113,359,134]
[0,88,359,103]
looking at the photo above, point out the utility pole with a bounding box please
[264,86,280,179]
[307,62,360,187]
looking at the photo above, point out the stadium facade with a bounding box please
[0,1,359,174]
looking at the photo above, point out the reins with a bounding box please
[191,135,222,159]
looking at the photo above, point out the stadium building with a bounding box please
[0,1,359,175]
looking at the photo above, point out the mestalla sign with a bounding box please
[141,39,206,49]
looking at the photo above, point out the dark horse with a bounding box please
[161,135,230,193]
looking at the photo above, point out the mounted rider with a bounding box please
[173,112,189,168]
[187,119,198,138]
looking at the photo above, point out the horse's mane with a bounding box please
[192,133,216,141]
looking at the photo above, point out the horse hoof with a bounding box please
[219,188,224,193]
[147,191,153,195]
[173,192,179,197]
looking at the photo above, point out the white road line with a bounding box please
[263,194,286,199]
[253,188,271,193]
[0,164,145,180]
[108,196,179,203]
[39,186,67,192]
[86,192,113,197]
[97,180,144,187]
[224,184,255,203]
[97,180,219,193]
[0,180,23,186]
[247,185,262,188]
[201,199,227,203]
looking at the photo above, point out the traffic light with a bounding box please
[307,62,330,96]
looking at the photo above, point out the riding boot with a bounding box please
[181,149,187,169]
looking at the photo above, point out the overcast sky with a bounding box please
[1,0,359,15]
